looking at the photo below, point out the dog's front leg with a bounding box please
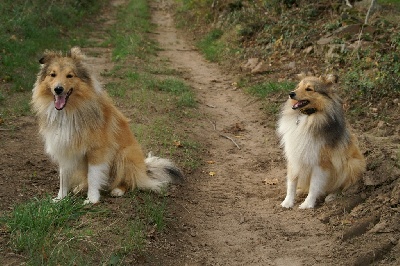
[281,177,298,208]
[54,166,72,202]
[299,166,328,209]
[84,163,109,204]
[281,165,297,208]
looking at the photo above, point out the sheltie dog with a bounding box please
[277,74,366,209]
[32,47,183,204]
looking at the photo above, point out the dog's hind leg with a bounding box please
[299,166,328,209]
[110,186,127,197]
[281,165,298,208]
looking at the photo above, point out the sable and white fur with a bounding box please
[32,47,183,204]
[277,74,365,209]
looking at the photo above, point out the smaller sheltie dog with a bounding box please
[277,74,366,209]
[32,47,183,204]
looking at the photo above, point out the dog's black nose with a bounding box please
[289,91,296,99]
[54,86,64,95]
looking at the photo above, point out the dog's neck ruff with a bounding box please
[296,108,317,125]
[299,108,317,115]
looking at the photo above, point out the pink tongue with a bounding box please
[55,95,66,110]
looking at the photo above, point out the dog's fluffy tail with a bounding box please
[136,153,183,192]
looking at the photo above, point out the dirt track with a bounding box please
[149,2,399,266]
[149,2,340,265]
[0,0,398,265]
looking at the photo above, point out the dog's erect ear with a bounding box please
[68,47,86,61]
[323,74,339,84]
[297,71,315,80]
[38,50,61,65]
[296,72,307,80]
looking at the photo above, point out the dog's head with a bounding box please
[289,74,339,114]
[35,47,95,111]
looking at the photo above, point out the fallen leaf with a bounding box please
[206,160,215,164]
[173,140,183,147]
[209,171,216,176]
[263,178,278,185]
[341,219,353,226]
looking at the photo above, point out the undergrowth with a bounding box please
[0,0,104,121]
[175,0,400,111]
[0,0,103,92]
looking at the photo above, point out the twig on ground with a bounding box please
[207,118,217,130]
[176,49,197,52]
[207,117,240,149]
[219,134,241,150]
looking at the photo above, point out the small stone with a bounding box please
[377,120,385,128]
[251,61,269,74]
[303,46,314,54]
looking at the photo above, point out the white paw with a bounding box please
[110,188,125,197]
[83,198,99,205]
[52,197,62,203]
[299,200,315,209]
[84,190,100,204]
[281,198,295,208]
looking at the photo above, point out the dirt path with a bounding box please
[1,1,398,265]
[150,2,339,265]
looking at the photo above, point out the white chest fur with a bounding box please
[278,112,322,172]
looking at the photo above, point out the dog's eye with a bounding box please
[66,74,73,79]
[305,87,313,91]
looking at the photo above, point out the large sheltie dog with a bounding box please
[32,47,183,204]
[277,74,366,209]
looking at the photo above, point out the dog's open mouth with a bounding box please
[54,89,73,110]
[292,100,309,110]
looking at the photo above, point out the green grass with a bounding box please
[0,0,104,120]
[131,191,168,231]
[197,29,225,62]
[153,78,197,108]
[109,0,156,61]
[245,81,295,117]
[246,81,295,98]
[0,0,102,92]
[2,196,93,265]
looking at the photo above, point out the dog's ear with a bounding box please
[297,71,315,80]
[38,56,46,64]
[324,74,339,84]
[38,50,60,65]
[296,72,307,80]
[68,47,86,61]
